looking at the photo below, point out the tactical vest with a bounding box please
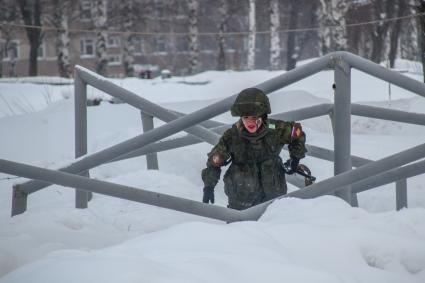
[223,123,287,210]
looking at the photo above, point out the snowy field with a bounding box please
[0,60,425,282]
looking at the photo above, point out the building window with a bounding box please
[133,36,144,55]
[80,0,92,21]
[177,37,189,52]
[37,42,45,59]
[107,36,121,48]
[4,40,20,60]
[107,54,121,65]
[80,38,95,57]
[155,0,165,18]
[155,37,166,53]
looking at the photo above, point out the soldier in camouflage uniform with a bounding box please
[201,88,307,210]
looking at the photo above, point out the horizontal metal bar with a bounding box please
[337,51,425,98]
[117,102,421,166]
[169,110,224,129]
[351,159,425,193]
[77,66,221,145]
[244,142,425,220]
[289,143,425,199]
[351,104,425,126]
[306,144,372,167]
[0,159,244,222]
[271,103,333,121]
[113,104,333,162]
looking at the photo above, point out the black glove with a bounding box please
[202,186,215,204]
[284,157,299,175]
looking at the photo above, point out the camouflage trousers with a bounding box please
[223,158,287,210]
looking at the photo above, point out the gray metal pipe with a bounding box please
[290,142,425,199]
[141,112,159,170]
[333,57,353,204]
[76,66,221,146]
[74,71,90,208]
[271,103,333,121]
[338,51,425,98]
[1,159,244,222]
[306,145,372,167]
[244,142,425,220]
[351,104,425,126]
[169,110,224,129]
[255,54,333,93]
[351,159,425,194]
[112,104,333,163]
[396,179,408,210]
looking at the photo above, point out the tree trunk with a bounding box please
[188,0,199,74]
[269,0,280,70]
[8,44,17,77]
[286,0,300,71]
[370,0,395,63]
[400,1,418,61]
[0,0,16,77]
[53,0,71,78]
[18,0,42,76]
[318,0,348,55]
[247,0,256,70]
[122,0,135,77]
[217,0,227,70]
[92,0,108,76]
[417,0,425,82]
[388,0,407,68]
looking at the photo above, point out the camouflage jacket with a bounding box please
[201,118,306,208]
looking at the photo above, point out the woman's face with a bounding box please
[242,116,262,133]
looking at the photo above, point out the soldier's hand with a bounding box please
[284,157,299,175]
[202,186,215,204]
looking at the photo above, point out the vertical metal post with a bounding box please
[141,111,159,170]
[396,178,407,210]
[328,110,336,135]
[351,193,359,207]
[11,184,28,216]
[74,71,89,208]
[333,57,353,205]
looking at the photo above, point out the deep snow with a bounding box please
[0,60,425,282]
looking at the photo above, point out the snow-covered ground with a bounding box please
[0,59,425,282]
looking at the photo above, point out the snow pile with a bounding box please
[1,197,424,283]
[0,61,425,282]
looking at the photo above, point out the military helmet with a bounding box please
[230,88,271,117]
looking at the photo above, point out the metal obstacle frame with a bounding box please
[2,51,425,222]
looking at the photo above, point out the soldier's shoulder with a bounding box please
[267,119,291,130]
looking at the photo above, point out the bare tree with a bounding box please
[388,0,407,68]
[92,0,108,76]
[417,0,425,82]
[318,0,348,55]
[247,0,256,70]
[217,0,227,70]
[121,0,135,77]
[370,0,395,63]
[0,0,17,77]
[188,0,199,74]
[286,0,300,71]
[18,0,43,76]
[269,0,280,70]
[52,0,71,78]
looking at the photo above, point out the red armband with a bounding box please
[291,123,302,139]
